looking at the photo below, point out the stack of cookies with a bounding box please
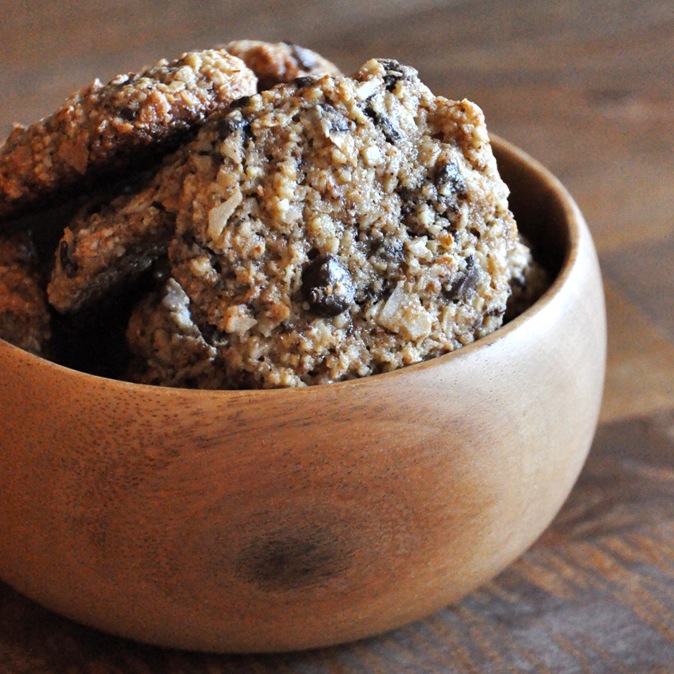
[0,41,546,388]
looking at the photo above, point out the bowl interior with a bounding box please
[494,136,571,281]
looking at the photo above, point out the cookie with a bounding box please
[224,40,342,90]
[47,175,175,313]
[125,277,225,388]
[46,43,341,314]
[0,231,51,354]
[130,58,529,388]
[0,48,257,220]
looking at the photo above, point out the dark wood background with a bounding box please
[1,1,673,671]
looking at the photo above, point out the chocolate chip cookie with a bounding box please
[128,58,530,388]
[47,175,175,313]
[0,48,257,220]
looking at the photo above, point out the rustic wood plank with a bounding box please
[602,235,674,339]
[600,280,674,423]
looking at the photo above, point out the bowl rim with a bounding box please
[0,135,583,398]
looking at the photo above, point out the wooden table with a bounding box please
[1,1,672,671]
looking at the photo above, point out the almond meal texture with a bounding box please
[125,59,541,388]
[0,49,257,220]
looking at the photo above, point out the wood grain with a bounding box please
[0,414,672,671]
[0,154,607,651]
[0,0,672,671]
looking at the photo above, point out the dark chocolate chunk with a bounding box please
[435,161,467,198]
[379,59,405,92]
[373,237,405,264]
[294,76,317,88]
[229,95,251,109]
[396,186,416,221]
[302,255,355,317]
[363,105,401,143]
[118,106,138,121]
[379,59,403,71]
[319,104,350,133]
[383,74,400,92]
[216,114,251,138]
[443,256,480,301]
[286,43,318,71]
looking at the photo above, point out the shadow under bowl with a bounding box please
[0,136,606,653]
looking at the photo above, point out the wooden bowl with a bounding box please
[0,136,606,653]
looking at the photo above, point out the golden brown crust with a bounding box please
[47,179,176,314]
[0,49,257,220]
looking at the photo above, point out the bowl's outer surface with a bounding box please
[0,137,606,653]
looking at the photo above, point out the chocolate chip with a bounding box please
[379,59,403,71]
[383,74,400,92]
[302,255,355,317]
[379,59,405,92]
[229,95,251,109]
[435,161,467,198]
[118,106,137,121]
[216,114,251,139]
[363,105,401,143]
[373,237,405,264]
[395,186,414,218]
[58,240,78,278]
[319,104,350,133]
[397,185,413,200]
[443,256,480,301]
[294,76,317,88]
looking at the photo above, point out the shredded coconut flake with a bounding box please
[207,189,243,242]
